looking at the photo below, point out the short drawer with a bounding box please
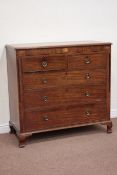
[23,69,106,90]
[24,86,106,110]
[68,53,108,70]
[24,103,108,132]
[21,55,67,72]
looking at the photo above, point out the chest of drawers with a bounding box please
[6,41,112,147]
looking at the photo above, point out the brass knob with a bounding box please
[85,73,91,79]
[42,61,48,68]
[42,78,48,84]
[85,111,91,116]
[85,91,90,97]
[43,96,48,102]
[43,115,48,121]
[84,57,91,64]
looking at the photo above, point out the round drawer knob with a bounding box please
[43,115,48,121]
[42,78,48,84]
[85,91,90,97]
[84,57,91,64]
[85,111,91,116]
[43,96,48,102]
[85,73,91,79]
[42,61,48,68]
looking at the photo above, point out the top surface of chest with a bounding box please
[6,40,111,49]
[6,41,111,56]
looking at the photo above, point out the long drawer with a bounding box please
[24,103,108,132]
[23,69,106,90]
[21,55,67,72]
[24,86,106,110]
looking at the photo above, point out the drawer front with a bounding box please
[68,53,108,70]
[21,55,67,72]
[23,69,106,90]
[24,103,108,132]
[17,45,110,57]
[24,86,106,110]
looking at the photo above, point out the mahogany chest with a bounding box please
[6,41,112,147]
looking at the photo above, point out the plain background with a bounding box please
[0,0,117,131]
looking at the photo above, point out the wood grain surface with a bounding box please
[6,41,112,147]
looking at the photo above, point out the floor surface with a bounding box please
[0,119,117,175]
